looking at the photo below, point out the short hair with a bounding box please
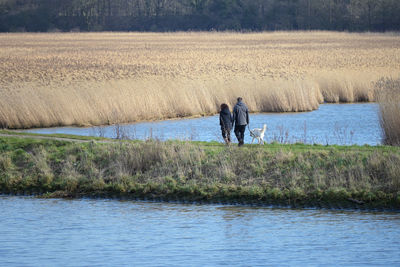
[220,103,229,110]
[237,97,243,102]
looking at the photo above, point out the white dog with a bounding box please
[250,124,267,144]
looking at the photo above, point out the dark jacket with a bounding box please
[220,107,233,130]
[233,101,249,126]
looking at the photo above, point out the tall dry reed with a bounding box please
[376,78,400,146]
[0,32,399,129]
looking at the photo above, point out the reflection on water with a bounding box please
[24,103,382,145]
[1,196,399,266]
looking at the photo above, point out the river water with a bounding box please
[24,103,382,146]
[0,196,399,266]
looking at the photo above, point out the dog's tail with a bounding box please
[262,124,267,134]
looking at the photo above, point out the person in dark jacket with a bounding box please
[233,97,249,147]
[219,103,233,145]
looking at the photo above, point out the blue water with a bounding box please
[0,196,399,266]
[24,103,382,145]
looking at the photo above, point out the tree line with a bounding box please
[1,0,400,32]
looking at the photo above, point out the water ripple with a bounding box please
[0,196,399,266]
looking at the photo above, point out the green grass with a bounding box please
[0,133,399,210]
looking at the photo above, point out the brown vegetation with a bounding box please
[376,77,400,146]
[0,32,399,129]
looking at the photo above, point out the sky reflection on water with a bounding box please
[24,103,382,145]
[0,196,399,267]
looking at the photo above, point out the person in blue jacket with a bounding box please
[232,97,249,147]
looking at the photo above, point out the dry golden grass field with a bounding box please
[0,31,399,129]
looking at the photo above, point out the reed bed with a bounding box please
[1,31,399,129]
[377,77,400,146]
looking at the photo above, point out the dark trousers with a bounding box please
[221,127,231,142]
[234,125,246,144]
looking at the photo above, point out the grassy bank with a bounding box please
[0,133,399,210]
[1,32,399,129]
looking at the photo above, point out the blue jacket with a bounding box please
[233,101,249,126]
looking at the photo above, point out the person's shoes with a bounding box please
[238,141,244,147]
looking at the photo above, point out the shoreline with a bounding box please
[1,192,398,212]
[0,133,399,211]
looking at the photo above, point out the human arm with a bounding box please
[232,106,237,127]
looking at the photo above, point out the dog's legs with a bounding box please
[251,137,255,144]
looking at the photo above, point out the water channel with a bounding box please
[7,104,397,266]
[1,196,399,266]
[24,103,382,146]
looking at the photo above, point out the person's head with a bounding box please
[220,103,229,111]
[237,97,243,102]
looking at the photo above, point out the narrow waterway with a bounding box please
[24,103,382,145]
[1,196,399,266]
